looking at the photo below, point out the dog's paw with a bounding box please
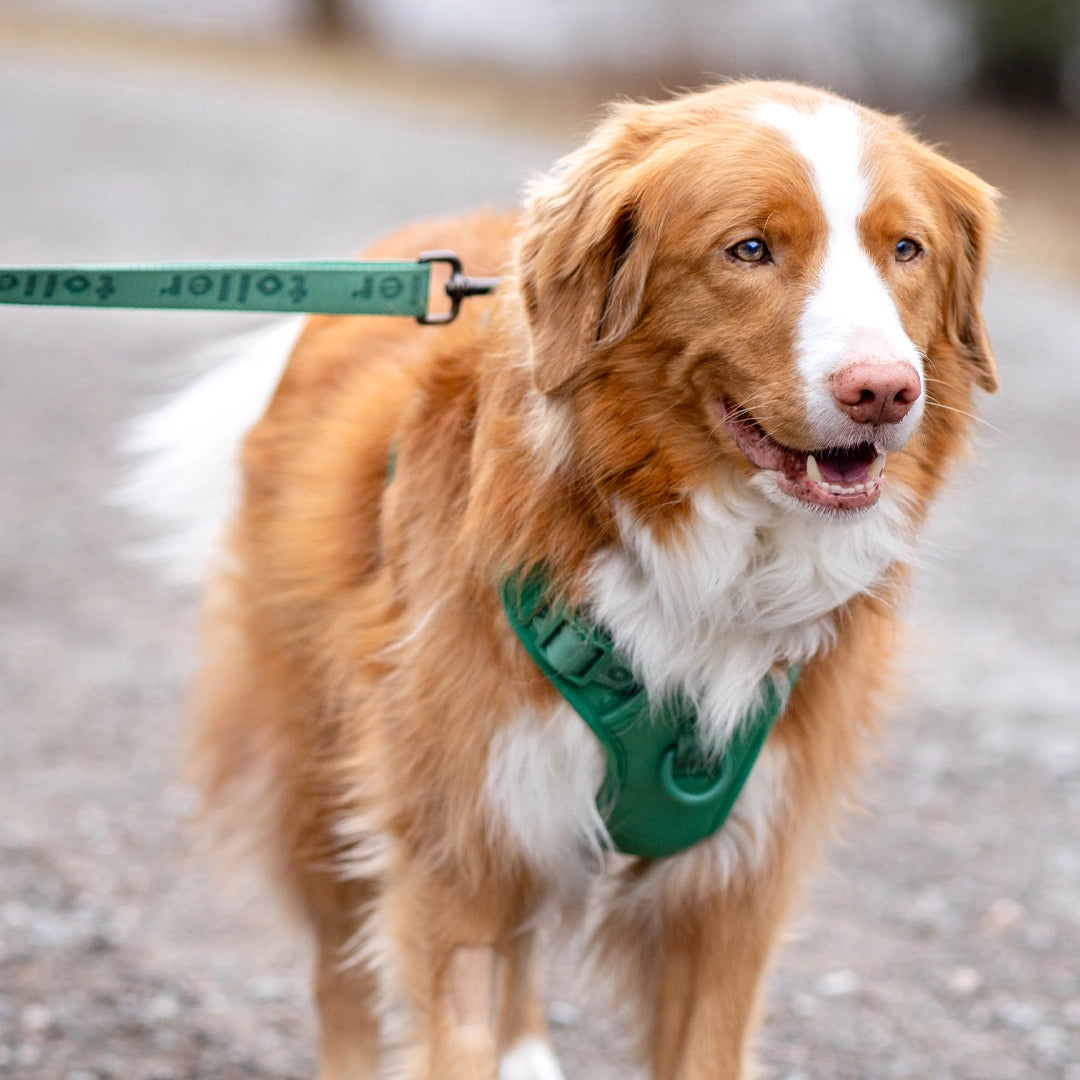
[498,1036,567,1080]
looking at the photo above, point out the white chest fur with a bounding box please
[586,481,913,748]
[485,478,912,882]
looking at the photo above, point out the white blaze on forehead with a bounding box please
[754,100,923,446]
[757,100,869,240]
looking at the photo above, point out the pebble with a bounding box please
[982,897,1025,936]
[816,970,859,998]
[546,1000,581,1028]
[145,991,181,1022]
[1051,847,1079,878]
[153,1029,180,1051]
[245,974,290,1003]
[20,1002,52,1033]
[1025,922,1056,951]
[0,900,32,929]
[947,966,983,996]
[1031,1024,1071,1065]
[998,999,1043,1031]
[16,1042,43,1067]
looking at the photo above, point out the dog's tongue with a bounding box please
[719,402,887,510]
[813,444,878,485]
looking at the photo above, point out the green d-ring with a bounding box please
[659,747,731,806]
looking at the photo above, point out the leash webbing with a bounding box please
[0,251,497,325]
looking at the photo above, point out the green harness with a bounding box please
[501,573,799,859]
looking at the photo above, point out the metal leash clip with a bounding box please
[417,250,501,325]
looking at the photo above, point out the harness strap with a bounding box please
[501,572,798,859]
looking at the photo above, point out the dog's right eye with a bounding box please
[728,237,770,263]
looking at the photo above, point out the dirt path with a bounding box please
[0,25,1077,1080]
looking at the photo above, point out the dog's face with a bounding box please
[517,82,998,518]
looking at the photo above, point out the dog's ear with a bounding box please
[517,117,658,395]
[936,158,1001,394]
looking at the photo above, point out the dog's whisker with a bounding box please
[926,398,1007,437]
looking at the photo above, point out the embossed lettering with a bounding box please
[288,275,307,304]
[257,274,282,296]
[352,274,374,301]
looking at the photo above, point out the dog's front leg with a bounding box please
[385,864,546,1080]
[434,943,501,1076]
[495,928,566,1080]
[301,876,383,1080]
[647,868,793,1080]
[602,848,795,1080]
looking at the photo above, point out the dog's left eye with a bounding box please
[894,237,923,262]
[728,237,770,263]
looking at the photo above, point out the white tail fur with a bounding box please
[116,317,304,588]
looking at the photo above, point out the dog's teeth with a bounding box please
[806,454,823,483]
[868,453,886,479]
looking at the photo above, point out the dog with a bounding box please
[129,80,999,1079]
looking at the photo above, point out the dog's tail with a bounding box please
[116,317,304,588]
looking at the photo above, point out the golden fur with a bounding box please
[187,82,998,1078]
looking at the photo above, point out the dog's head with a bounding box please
[516,81,998,517]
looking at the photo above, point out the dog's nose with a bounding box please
[831,361,921,425]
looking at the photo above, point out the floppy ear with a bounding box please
[938,159,1001,393]
[516,118,658,395]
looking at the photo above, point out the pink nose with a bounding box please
[831,361,921,425]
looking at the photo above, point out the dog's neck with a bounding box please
[584,482,915,750]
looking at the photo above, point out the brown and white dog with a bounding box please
[129,81,998,1079]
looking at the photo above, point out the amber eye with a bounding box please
[728,237,770,263]
[895,237,922,262]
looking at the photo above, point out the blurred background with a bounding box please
[0,2,1077,1079]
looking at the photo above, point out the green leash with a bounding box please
[0,250,497,324]
[501,572,799,860]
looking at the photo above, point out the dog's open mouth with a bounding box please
[719,402,886,511]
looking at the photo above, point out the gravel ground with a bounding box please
[0,26,1077,1080]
